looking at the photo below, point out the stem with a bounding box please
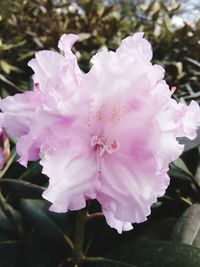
[63,234,74,251]
[0,191,23,236]
[0,240,18,245]
[84,257,138,267]
[87,212,104,221]
[0,151,17,179]
[73,208,87,266]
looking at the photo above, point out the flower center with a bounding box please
[91,135,119,156]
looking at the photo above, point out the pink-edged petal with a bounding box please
[156,132,184,170]
[58,34,83,83]
[103,209,133,234]
[58,33,79,59]
[0,92,43,136]
[41,146,99,212]
[16,134,40,167]
[147,64,165,87]
[28,51,64,90]
[28,34,82,92]
[97,152,169,232]
[15,109,75,167]
[117,32,152,62]
[175,100,200,140]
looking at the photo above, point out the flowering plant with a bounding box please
[0,33,200,267]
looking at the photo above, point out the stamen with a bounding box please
[91,135,119,156]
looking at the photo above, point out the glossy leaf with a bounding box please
[172,204,200,248]
[20,199,67,245]
[97,239,200,267]
[0,210,15,232]
[0,179,44,199]
[168,162,193,182]
[136,217,177,241]
[18,161,43,181]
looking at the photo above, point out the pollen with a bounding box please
[111,104,128,123]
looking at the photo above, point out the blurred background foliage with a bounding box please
[1,0,200,267]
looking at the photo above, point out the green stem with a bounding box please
[73,208,87,266]
[0,191,23,236]
[87,212,104,221]
[84,257,138,267]
[63,233,74,251]
[0,151,17,179]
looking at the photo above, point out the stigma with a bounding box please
[91,135,119,156]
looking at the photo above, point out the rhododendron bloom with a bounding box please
[0,33,200,233]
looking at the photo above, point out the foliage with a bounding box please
[0,0,200,266]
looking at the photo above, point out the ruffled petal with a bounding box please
[117,32,152,62]
[58,33,79,59]
[41,146,99,212]
[28,51,64,90]
[103,209,133,234]
[16,109,75,167]
[175,100,200,139]
[28,34,81,91]
[0,92,43,136]
[97,153,169,232]
[85,34,164,109]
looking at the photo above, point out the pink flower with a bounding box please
[0,33,200,233]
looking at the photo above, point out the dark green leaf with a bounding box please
[0,179,44,199]
[18,161,43,181]
[20,199,66,244]
[0,74,23,92]
[168,161,193,182]
[0,242,20,267]
[185,58,200,68]
[181,147,199,176]
[136,217,177,241]
[173,158,193,176]
[0,210,15,232]
[97,239,200,267]
[172,204,200,247]
[101,6,115,17]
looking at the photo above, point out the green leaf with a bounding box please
[181,148,199,176]
[20,199,67,244]
[185,57,200,69]
[0,179,44,199]
[172,204,200,248]
[0,210,15,232]
[0,74,23,92]
[168,162,193,182]
[18,161,43,182]
[173,158,193,177]
[136,217,177,241]
[0,60,12,74]
[0,242,20,267]
[101,6,115,17]
[97,239,200,267]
